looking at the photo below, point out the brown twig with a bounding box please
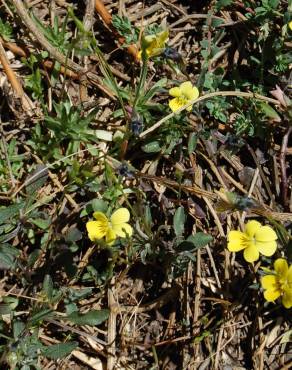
[107,279,117,370]
[3,40,129,85]
[43,60,79,79]
[1,39,80,79]
[0,41,24,97]
[0,39,34,113]
[94,0,138,61]
[279,126,292,209]
[11,0,115,99]
[95,0,112,25]
[1,38,27,58]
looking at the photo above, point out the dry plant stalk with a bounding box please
[0,41,24,97]
[0,40,34,113]
[11,0,115,99]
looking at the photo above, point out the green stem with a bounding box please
[90,38,128,121]
[133,59,148,108]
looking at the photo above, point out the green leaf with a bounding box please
[259,102,281,121]
[67,309,109,326]
[95,130,113,141]
[66,227,82,242]
[183,251,197,261]
[91,199,108,213]
[28,249,42,267]
[30,217,51,230]
[29,308,53,325]
[43,275,53,301]
[176,241,196,252]
[42,341,78,360]
[26,165,48,195]
[3,296,19,310]
[13,320,25,339]
[0,19,13,41]
[144,205,152,230]
[211,18,225,27]
[0,203,24,224]
[142,141,161,153]
[188,132,197,155]
[140,78,167,104]
[0,244,20,269]
[215,0,232,10]
[173,206,185,237]
[0,303,12,315]
[187,232,213,248]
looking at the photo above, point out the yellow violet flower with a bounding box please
[227,220,277,263]
[139,29,169,59]
[289,20,292,31]
[168,81,199,113]
[261,258,292,309]
[86,208,132,245]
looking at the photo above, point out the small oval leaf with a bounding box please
[173,206,185,237]
[67,309,109,326]
[43,342,78,360]
[187,232,213,248]
[142,141,161,153]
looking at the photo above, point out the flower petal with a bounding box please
[143,34,156,46]
[169,87,181,98]
[169,98,183,112]
[157,29,169,44]
[255,225,277,242]
[256,240,277,257]
[264,288,281,302]
[111,208,130,226]
[274,258,288,277]
[93,211,108,222]
[189,87,199,101]
[245,220,261,238]
[227,231,246,252]
[147,46,164,58]
[243,245,259,262]
[261,275,277,290]
[143,30,168,58]
[180,82,199,100]
[106,228,116,245]
[86,220,107,241]
[180,81,192,94]
[113,223,133,238]
[227,231,247,251]
[282,288,292,309]
[287,265,292,284]
[228,230,244,242]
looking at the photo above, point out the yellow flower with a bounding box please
[227,220,277,263]
[168,81,199,113]
[289,20,292,31]
[139,29,169,59]
[261,258,292,309]
[86,208,132,245]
